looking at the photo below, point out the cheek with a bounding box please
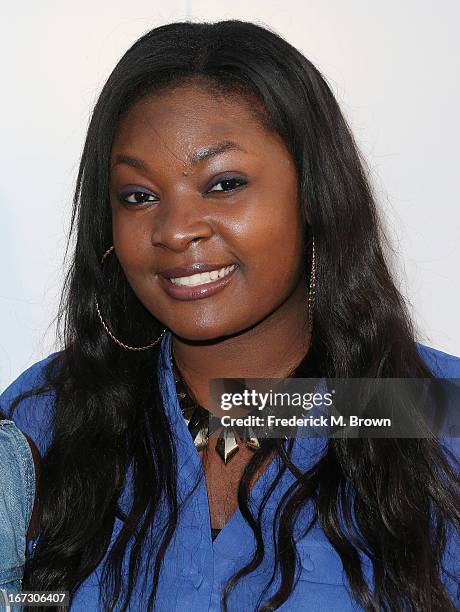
[234,200,305,287]
[258,233,303,293]
[111,211,153,279]
[248,165,303,279]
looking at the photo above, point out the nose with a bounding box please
[150,192,214,253]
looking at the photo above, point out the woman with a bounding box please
[0,412,39,610]
[1,19,459,612]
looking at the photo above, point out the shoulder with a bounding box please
[0,352,63,456]
[416,342,460,378]
[417,343,460,488]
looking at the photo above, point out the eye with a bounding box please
[207,177,247,193]
[118,189,158,205]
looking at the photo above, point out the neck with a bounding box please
[170,286,311,407]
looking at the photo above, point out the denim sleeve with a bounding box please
[0,420,35,602]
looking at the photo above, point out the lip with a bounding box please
[157,264,239,301]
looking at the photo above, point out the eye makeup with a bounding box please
[117,185,157,205]
[117,175,248,206]
[205,175,248,193]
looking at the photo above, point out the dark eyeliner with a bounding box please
[206,176,248,193]
[117,186,157,205]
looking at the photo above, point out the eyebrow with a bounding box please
[111,140,247,171]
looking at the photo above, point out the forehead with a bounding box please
[111,84,285,162]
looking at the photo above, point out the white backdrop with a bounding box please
[1,1,459,391]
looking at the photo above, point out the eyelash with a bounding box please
[118,177,248,206]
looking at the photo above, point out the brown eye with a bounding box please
[118,189,157,205]
[207,178,247,193]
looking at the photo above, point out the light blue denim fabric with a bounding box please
[0,420,35,611]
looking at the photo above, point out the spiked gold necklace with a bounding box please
[170,351,261,464]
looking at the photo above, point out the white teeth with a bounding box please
[170,265,236,287]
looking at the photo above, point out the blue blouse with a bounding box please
[1,333,459,611]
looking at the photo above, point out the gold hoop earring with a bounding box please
[307,237,316,334]
[95,245,167,351]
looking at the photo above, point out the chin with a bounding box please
[169,318,251,344]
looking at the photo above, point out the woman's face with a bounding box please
[110,84,307,341]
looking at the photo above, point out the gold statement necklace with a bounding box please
[169,351,261,464]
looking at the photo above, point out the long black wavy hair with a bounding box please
[6,19,459,611]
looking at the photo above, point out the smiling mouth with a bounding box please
[168,264,237,287]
